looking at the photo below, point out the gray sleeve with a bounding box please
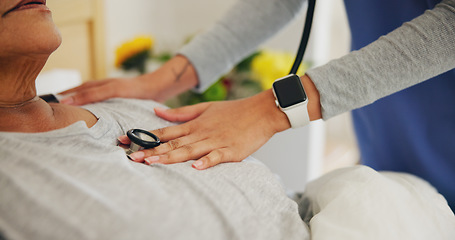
[178,0,305,92]
[306,0,455,119]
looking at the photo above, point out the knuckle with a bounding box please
[201,156,212,166]
[206,149,224,164]
[182,144,195,155]
[182,124,193,136]
[73,94,87,105]
[154,128,166,137]
[77,91,89,101]
[165,152,181,164]
[167,139,181,151]
[215,149,226,162]
[142,149,156,157]
[184,127,192,136]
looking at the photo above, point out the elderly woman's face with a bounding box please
[0,0,61,58]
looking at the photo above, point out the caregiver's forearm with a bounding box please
[307,0,455,119]
[178,0,305,92]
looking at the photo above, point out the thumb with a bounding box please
[154,102,211,122]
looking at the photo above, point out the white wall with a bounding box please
[104,0,310,74]
[103,0,352,192]
[104,0,233,72]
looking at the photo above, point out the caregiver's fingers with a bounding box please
[118,125,193,152]
[59,78,134,105]
[146,135,198,156]
[143,140,222,166]
[60,80,109,95]
[150,102,214,142]
[127,124,200,162]
[150,123,193,143]
[60,84,116,105]
[127,124,201,163]
[117,135,131,145]
[193,148,234,170]
[154,102,211,123]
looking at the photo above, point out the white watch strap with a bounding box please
[282,101,310,129]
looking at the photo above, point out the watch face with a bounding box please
[273,75,307,108]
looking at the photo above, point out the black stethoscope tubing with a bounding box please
[289,0,316,75]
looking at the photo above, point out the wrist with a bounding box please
[255,89,292,133]
[300,74,322,121]
[137,55,199,102]
[253,74,322,134]
[165,54,199,88]
[269,74,321,130]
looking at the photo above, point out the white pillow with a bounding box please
[299,166,455,240]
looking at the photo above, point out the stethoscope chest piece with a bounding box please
[118,129,160,157]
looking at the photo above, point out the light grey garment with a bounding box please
[178,0,455,119]
[0,98,309,240]
[178,0,305,92]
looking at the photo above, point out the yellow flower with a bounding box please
[251,50,308,90]
[115,35,154,68]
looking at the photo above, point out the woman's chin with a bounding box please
[41,28,62,54]
[18,23,62,55]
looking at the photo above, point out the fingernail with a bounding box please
[154,107,168,114]
[145,156,160,164]
[59,97,74,105]
[192,161,203,169]
[117,135,129,144]
[129,151,145,161]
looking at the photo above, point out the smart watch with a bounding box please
[272,74,309,128]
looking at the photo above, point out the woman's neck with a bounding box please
[0,95,40,108]
[0,55,97,133]
[0,97,98,133]
[0,56,44,103]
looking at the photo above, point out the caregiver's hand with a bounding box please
[123,89,290,170]
[121,74,322,170]
[59,55,198,105]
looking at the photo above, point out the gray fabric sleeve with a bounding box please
[306,0,455,119]
[178,0,305,92]
[178,0,454,120]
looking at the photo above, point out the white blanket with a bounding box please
[298,166,455,239]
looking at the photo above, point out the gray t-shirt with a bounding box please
[0,99,309,240]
